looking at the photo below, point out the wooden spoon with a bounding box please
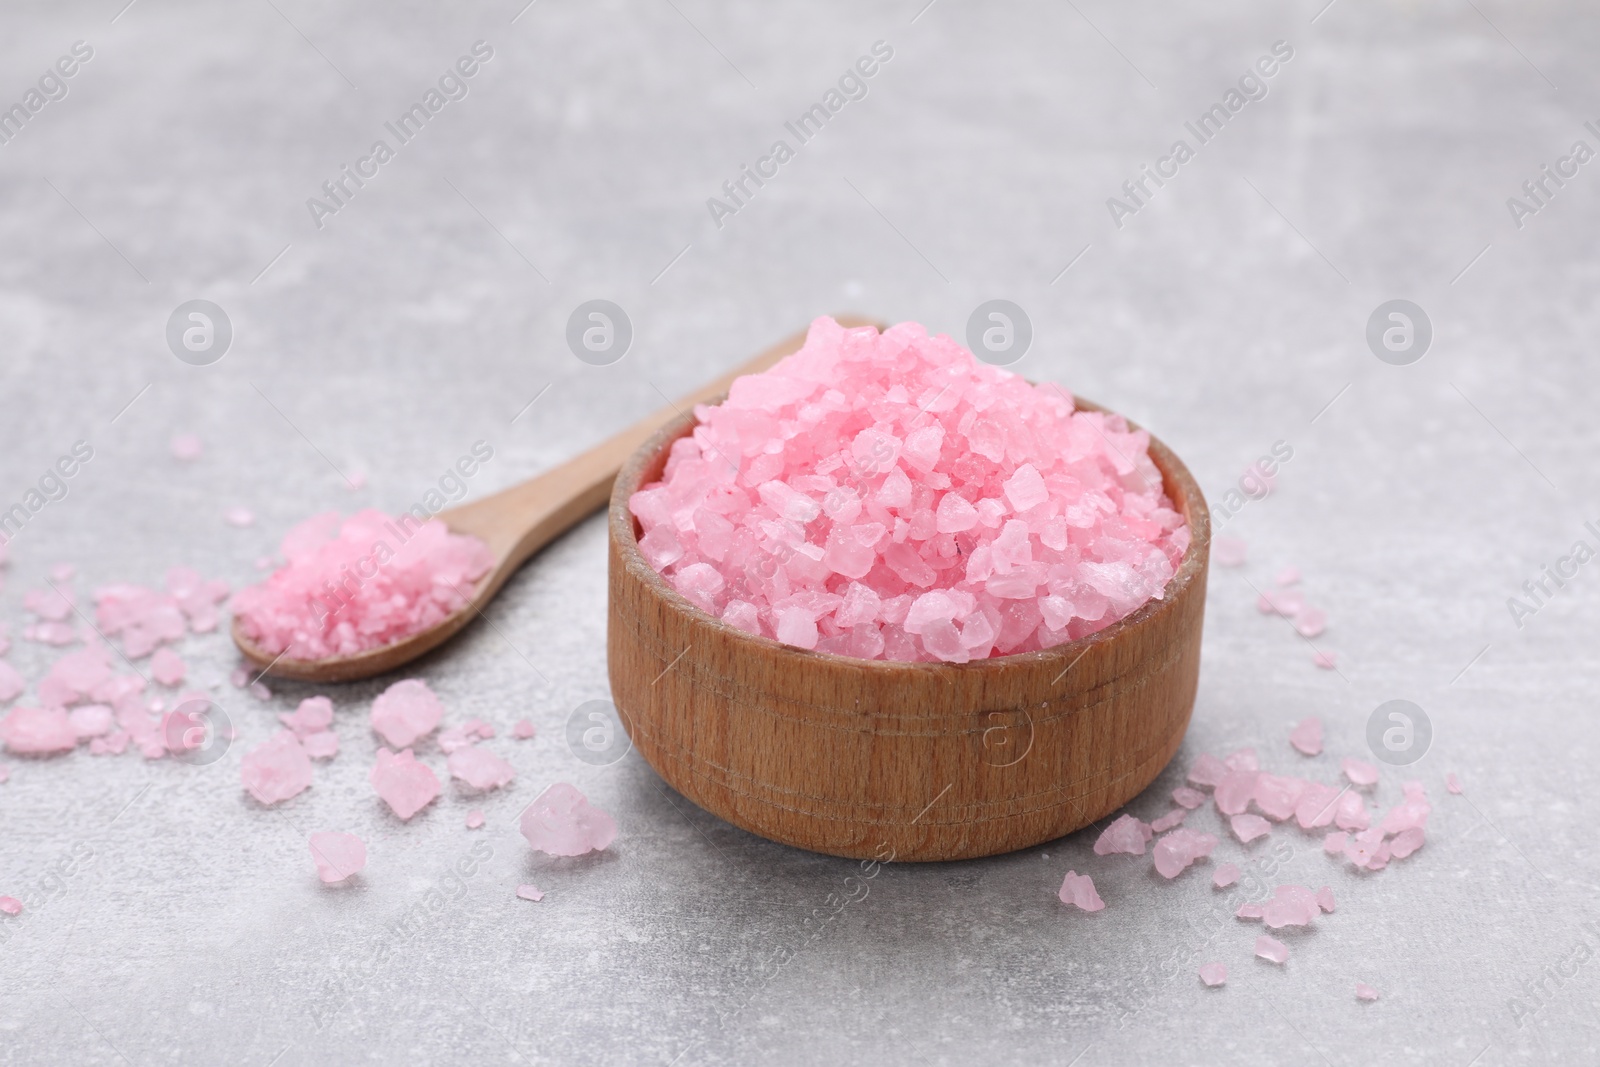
[232,317,876,683]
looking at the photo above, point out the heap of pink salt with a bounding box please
[371,748,440,820]
[1057,871,1105,912]
[240,731,313,805]
[628,317,1189,663]
[519,783,616,856]
[308,831,367,884]
[370,679,443,749]
[231,510,494,660]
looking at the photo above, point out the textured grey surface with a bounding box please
[1,1,1598,1064]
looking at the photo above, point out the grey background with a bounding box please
[1,0,1597,1064]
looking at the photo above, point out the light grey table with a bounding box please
[1,1,1596,1063]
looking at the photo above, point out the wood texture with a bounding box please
[608,396,1211,862]
[234,318,879,683]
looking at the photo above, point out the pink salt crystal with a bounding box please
[370,678,444,749]
[1341,757,1379,787]
[0,764,8,783]
[1214,537,1248,567]
[1214,769,1260,816]
[1153,828,1217,879]
[1380,794,1431,834]
[1236,902,1264,920]
[1345,828,1386,869]
[1263,885,1320,928]
[447,745,516,791]
[1199,963,1228,987]
[1293,606,1327,638]
[1316,887,1336,913]
[1356,982,1380,1001]
[1446,772,1463,794]
[308,831,366,884]
[0,663,23,703]
[1294,783,1343,830]
[371,747,440,820]
[150,647,186,687]
[1057,870,1105,912]
[1312,651,1338,669]
[1255,935,1290,964]
[516,884,544,902]
[141,740,166,760]
[519,782,617,856]
[1188,753,1228,789]
[1230,813,1272,844]
[1151,808,1187,833]
[1093,813,1150,856]
[224,507,255,527]
[1334,791,1370,831]
[0,706,78,755]
[1323,831,1349,856]
[1213,863,1240,888]
[302,731,339,761]
[1275,566,1301,586]
[1257,588,1304,616]
[465,718,495,740]
[1252,774,1306,821]
[0,896,21,916]
[24,622,77,646]
[68,704,113,740]
[466,810,485,829]
[1225,748,1259,772]
[1173,786,1206,810]
[229,666,249,688]
[512,719,535,740]
[232,510,494,660]
[240,731,313,805]
[170,433,203,460]
[280,696,334,738]
[1289,716,1323,756]
[24,587,75,621]
[1389,827,1425,859]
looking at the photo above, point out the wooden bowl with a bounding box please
[607,397,1209,862]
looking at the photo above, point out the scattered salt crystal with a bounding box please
[1214,537,1248,567]
[24,587,74,621]
[0,897,21,916]
[1153,828,1217,879]
[447,745,516,791]
[1289,716,1323,756]
[370,678,444,749]
[1355,982,1380,1001]
[1275,566,1300,586]
[519,782,617,856]
[1093,813,1150,856]
[249,681,271,701]
[141,741,166,759]
[68,705,113,740]
[1322,831,1348,856]
[512,719,535,740]
[1151,808,1187,833]
[1389,827,1425,859]
[466,810,485,829]
[302,731,339,760]
[150,648,186,687]
[0,663,23,703]
[170,433,203,461]
[49,563,76,582]
[1341,758,1379,787]
[1312,651,1338,669]
[1230,813,1272,844]
[1263,885,1320,928]
[1446,772,1462,794]
[1294,782,1342,830]
[0,706,78,755]
[1255,935,1290,964]
[280,696,334,738]
[1057,870,1105,912]
[1380,792,1431,834]
[371,748,440,820]
[1293,606,1326,638]
[231,510,494,660]
[240,731,313,805]
[23,622,77,645]
[1334,791,1369,832]
[1257,589,1304,616]
[229,666,249,688]
[1236,902,1264,920]
[1254,774,1306,821]
[1187,753,1228,789]
[1214,769,1259,816]
[516,884,544,902]
[308,832,366,883]
[0,764,8,783]
[224,507,256,527]
[1199,963,1228,987]
[1316,886,1335,913]
[1173,786,1206,810]
[1213,863,1240,888]
[1224,748,1259,772]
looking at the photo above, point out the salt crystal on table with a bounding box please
[68,705,113,740]
[1093,813,1150,856]
[1214,769,1259,816]
[1289,716,1323,756]
[1334,791,1369,831]
[1446,772,1463,794]
[466,810,485,829]
[1213,863,1240,889]
[280,696,334,738]
[1151,809,1187,833]
[308,832,366,884]
[0,764,8,783]
[1057,870,1105,912]
[1230,813,1272,844]
[1291,782,1340,830]
[240,731,312,805]
[1153,828,1217,879]
[24,622,77,646]
[1,706,78,755]
[516,885,544,902]
[1323,831,1348,856]
[150,648,186,687]
[225,507,255,527]
[230,666,249,688]
[464,718,495,740]
[1293,606,1326,638]
[0,897,21,916]
[1214,537,1248,567]
[0,663,23,703]
[1275,566,1300,586]
[1341,757,1379,787]
[1355,982,1380,1001]
[170,433,203,461]
[1316,887,1335,913]
[1173,786,1206,810]
[1257,589,1304,617]
[1380,794,1431,834]
[370,679,444,749]
[519,782,617,856]
[141,741,166,760]
[512,719,535,740]
[1263,885,1320,928]
[24,587,74,621]
[1225,748,1259,772]
[1199,963,1228,987]
[249,682,271,701]
[1389,827,1425,859]
[437,723,477,754]
[371,748,440,820]
[447,745,516,791]
[302,731,339,760]
[1255,935,1290,964]
[1254,774,1306,821]
[1312,651,1338,669]
[1236,902,1264,920]
[1188,753,1228,788]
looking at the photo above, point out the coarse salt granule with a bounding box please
[629,317,1189,663]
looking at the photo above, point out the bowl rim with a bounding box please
[609,389,1210,676]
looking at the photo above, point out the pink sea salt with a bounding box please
[516,884,544,902]
[1093,813,1150,856]
[231,509,494,660]
[1253,774,1306,821]
[1255,935,1290,964]
[466,810,485,829]
[1293,606,1327,638]
[1225,748,1259,772]
[308,832,367,883]
[1342,757,1379,787]
[1230,813,1272,844]
[1289,716,1323,756]
[519,782,616,856]
[1312,651,1338,669]
[0,896,21,916]
[150,648,186,687]
[1214,769,1259,816]
[1213,863,1240,888]
[447,745,516,791]
[1356,982,1380,1001]
[1446,772,1463,794]
[371,748,440,820]
[240,731,312,805]
[1334,791,1370,831]
[1275,566,1300,586]
[1263,885,1320,928]
[1323,830,1348,856]
[1237,902,1264,920]
[1153,828,1217,879]
[68,705,113,740]
[1173,786,1206,810]
[1389,827,1425,859]
[1188,753,1228,789]
[1199,963,1228,987]
[0,706,77,755]
[0,663,23,703]
[1316,886,1336,913]
[280,696,334,738]
[302,731,339,761]
[370,679,444,749]
[512,719,535,740]
[1057,870,1105,912]
[628,317,1189,663]
[1151,808,1187,833]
